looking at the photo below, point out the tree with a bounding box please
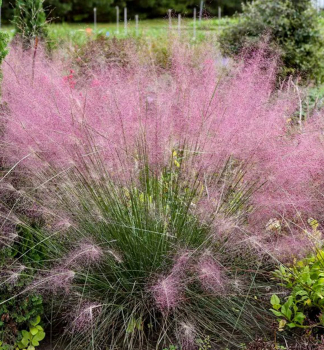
[219,0,324,81]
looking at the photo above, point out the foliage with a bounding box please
[219,0,324,81]
[0,1,8,66]
[0,226,45,345]
[0,32,8,65]
[14,0,47,47]
[270,248,324,331]
[16,316,45,350]
[0,316,45,350]
[1,0,246,24]
[0,192,47,345]
[44,0,244,22]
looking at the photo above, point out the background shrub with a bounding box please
[14,0,47,47]
[0,1,8,66]
[219,0,324,81]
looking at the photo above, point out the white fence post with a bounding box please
[178,14,181,36]
[193,7,196,40]
[199,1,203,22]
[94,7,97,31]
[116,6,120,34]
[124,7,127,35]
[135,14,139,36]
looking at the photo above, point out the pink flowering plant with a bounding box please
[2,38,324,350]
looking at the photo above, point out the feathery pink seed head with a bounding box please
[34,268,75,293]
[71,302,102,332]
[65,242,103,267]
[151,274,182,312]
[197,256,225,293]
[179,322,196,350]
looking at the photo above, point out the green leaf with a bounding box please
[29,316,41,327]
[20,338,29,347]
[27,346,35,350]
[17,342,25,349]
[29,327,38,336]
[270,309,283,317]
[21,330,31,340]
[270,294,281,306]
[33,331,45,342]
[31,339,39,347]
[287,322,297,328]
[294,290,308,296]
[281,304,292,320]
[293,312,306,325]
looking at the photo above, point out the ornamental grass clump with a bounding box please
[2,40,324,349]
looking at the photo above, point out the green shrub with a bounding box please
[0,33,8,67]
[219,0,324,81]
[0,1,9,66]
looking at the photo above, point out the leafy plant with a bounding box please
[270,249,324,330]
[219,0,324,81]
[0,222,47,343]
[270,294,306,331]
[16,316,45,350]
[0,316,45,350]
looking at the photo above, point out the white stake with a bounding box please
[199,1,203,22]
[94,7,97,31]
[178,14,181,36]
[124,7,127,35]
[168,9,173,30]
[193,8,196,40]
[218,6,222,20]
[116,6,119,34]
[135,15,139,36]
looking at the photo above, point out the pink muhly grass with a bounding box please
[151,252,191,312]
[151,274,183,312]
[178,322,197,350]
[196,255,226,293]
[70,302,102,332]
[107,249,123,263]
[34,268,75,293]
[2,265,26,285]
[171,251,192,274]
[64,241,103,268]
[3,41,324,238]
